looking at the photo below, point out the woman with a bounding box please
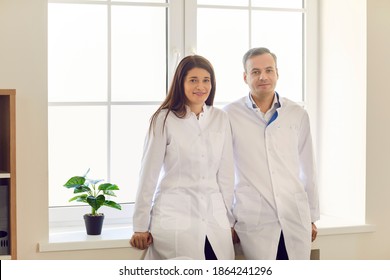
[130,55,235,260]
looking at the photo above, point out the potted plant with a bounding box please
[63,168,122,235]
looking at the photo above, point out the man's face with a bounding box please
[244,53,279,99]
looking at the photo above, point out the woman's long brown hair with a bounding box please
[149,55,216,135]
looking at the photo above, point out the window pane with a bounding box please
[110,105,158,203]
[251,11,303,102]
[48,4,107,102]
[197,0,248,6]
[197,8,249,102]
[111,6,167,102]
[112,0,168,3]
[252,0,303,9]
[197,0,302,8]
[48,106,107,207]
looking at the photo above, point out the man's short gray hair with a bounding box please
[242,47,278,72]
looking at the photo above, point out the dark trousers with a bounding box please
[276,231,289,260]
[204,236,217,260]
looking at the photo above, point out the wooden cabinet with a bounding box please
[0,89,16,260]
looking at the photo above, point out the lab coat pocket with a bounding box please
[158,193,191,230]
[295,192,311,226]
[276,124,299,158]
[211,193,230,229]
[233,186,262,231]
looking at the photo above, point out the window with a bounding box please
[48,0,170,210]
[194,0,305,103]
[48,0,315,227]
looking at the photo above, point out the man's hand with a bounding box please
[130,232,153,250]
[311,223,318,242]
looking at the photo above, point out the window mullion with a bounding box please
[107,2,112,182]
[184,0,197,56]
[168,0,185,82]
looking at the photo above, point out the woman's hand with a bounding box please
[231,227,240,244]
[130,232,153,250]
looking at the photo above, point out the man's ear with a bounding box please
[243,71,248,84]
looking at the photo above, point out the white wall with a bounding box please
[1,0,390,259]
[0,0,49,259]
[365,0,390,258]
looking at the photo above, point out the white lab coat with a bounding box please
[133,105,235,260]
[224,95,320,260]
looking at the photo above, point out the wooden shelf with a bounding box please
[0,89,16,259]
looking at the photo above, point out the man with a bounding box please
[224,47,319,260]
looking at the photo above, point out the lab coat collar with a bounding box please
[185,103,209,118]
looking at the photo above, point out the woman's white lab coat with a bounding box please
[224,95,320,260]
[133,105,235,260]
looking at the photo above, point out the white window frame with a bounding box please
[48,0,325,230]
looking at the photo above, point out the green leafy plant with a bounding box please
[63,169,122,215]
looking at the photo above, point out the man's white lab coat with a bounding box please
[224,95,320,260]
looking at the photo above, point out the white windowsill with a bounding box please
[39,215,376,253]
[39,224,133,252]
[316,215,376,236]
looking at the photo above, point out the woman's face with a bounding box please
[183,67,211,109]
